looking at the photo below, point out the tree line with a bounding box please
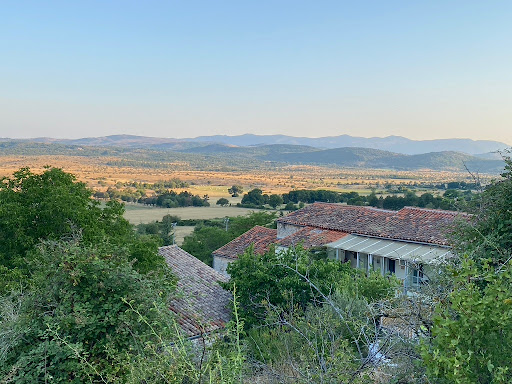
[96,187,210,207]
[237,187,476,211]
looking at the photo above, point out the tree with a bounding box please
[136,214,179,246]
[0,240,176,383]
[226,211,277,236]
[216,197,230,206]
[224,246,399,382]
[0,167,165,290]
[421,154,512,383]
[241,188,269,206]
[181,226,233,265]
[422,259,512,383]
[224,246,396,328]
[268,194,283,209]
[451,154,512,265]
[228,185,243,197]
[284,201,298,211]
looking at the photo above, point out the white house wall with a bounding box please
[212,255,232,277]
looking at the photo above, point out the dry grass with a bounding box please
[173,226,195,245]
[0,154,489,199]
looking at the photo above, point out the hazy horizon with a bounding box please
[2,2,511,144]
[1,132,510,146]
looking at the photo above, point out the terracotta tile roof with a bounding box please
[277,203,466,246]
[159,245,231,338]
[277,226,349,248]
[212,226,277,259]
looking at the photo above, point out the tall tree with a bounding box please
[422,258,512,384]
[268,194,283,209]
[0,167,165,290]
[228,185,243,197]
[422,154,512,383]
[451,154,512,266]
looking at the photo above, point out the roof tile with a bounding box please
[159,246,231,338]
[277,226,348,248]
[277,203,466,245]
[212,226,277,259]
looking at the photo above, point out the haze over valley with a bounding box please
[1,133,507,174]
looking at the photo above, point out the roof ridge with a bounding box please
[399,206,465,215]
[253,225,276,230]
[309,201,396,213]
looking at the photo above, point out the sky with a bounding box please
[1,1,511,144]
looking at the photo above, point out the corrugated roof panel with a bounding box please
[326,234,452,263]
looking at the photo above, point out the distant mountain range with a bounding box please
[186,134,509,155]
[0,134,508,173]
[2,134,508,155]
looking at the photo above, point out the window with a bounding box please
[412,265,424,285]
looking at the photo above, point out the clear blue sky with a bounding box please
[1,1,511,144]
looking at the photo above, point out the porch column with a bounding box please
[380,256,385,276]
[335,248,339,261]
[356,252,360,269]
[368,254,373,274]
[403,262,409,295]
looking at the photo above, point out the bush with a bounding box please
[284,201,298,211]
[216,197,230,206]
[0,241,176,383]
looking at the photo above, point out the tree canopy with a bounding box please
[451,155,512,266]
[224,245,397,328]
[216,197,230,206]
[241,188,269,206]
[0,167,165,289]
[422,155,512,383]
[228,185,243,197]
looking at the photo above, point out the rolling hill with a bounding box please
[3,134,508,155]
[186,134,509,155]
[0,139,505,174]
[265,147,504,173]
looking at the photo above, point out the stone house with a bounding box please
[212,203,466,290]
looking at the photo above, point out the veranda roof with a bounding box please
[326,234,453,263]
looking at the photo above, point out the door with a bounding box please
[388,259,396,274]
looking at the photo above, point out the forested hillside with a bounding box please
[0,141,505,173]
[4,133,507,155]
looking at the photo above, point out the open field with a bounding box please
[123,204,260,224]
[0,155,492,201]
[173,226,195,245]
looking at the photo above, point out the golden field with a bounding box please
[0,155,489,198]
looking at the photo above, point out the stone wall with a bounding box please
[276,222,302,239]
[212,255,232,277]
